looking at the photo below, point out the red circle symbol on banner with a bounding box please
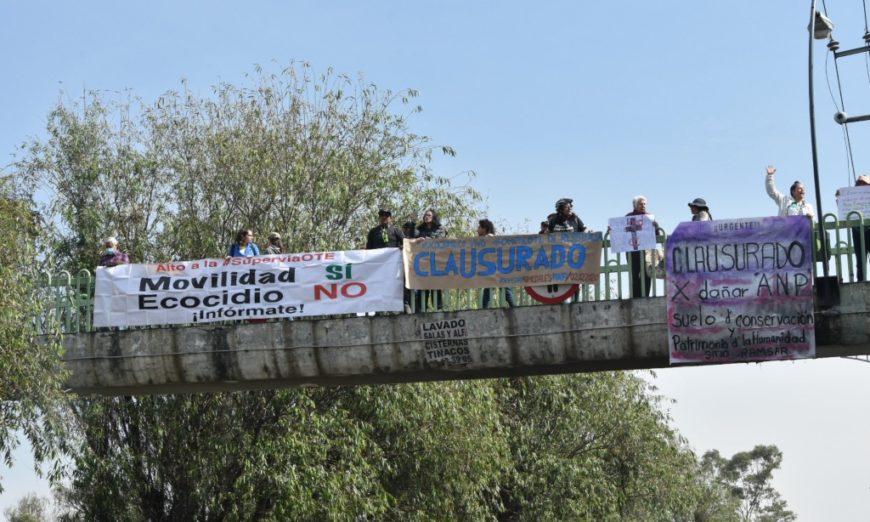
[524,284,578,304]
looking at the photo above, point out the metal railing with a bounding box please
[38,215,870,334]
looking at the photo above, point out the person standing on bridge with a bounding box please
[478,219,515,309]
[366,209,404,249]
[765,165,815,219]
[415,208,446,312]
[99,237,129,267]
[845,175,870,281]
[366,209,410,313]
[548,198,589,302]
[264,232,283,254]
[547,198,588,233]
[228,228,260,258]
[688,197,712,221]
[626,195,660,298]
[227,228,264,322]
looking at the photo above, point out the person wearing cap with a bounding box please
[626,195,660,298]
[850,175,870,281]
[547,198,587,233]
[99,236,129,267]
[765,165,815,218]
[545,199,589,301]
[366,209,410,312]
[264,232,283,254]
[228,228,260,258]
[688,198,712,221]
[366,209,404,249]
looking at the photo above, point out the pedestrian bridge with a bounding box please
[60,282,870,395]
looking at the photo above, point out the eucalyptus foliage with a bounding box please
[15,61,480,268]
[701,445,796,522]
[8,63,795,521]
[0,178,68,493]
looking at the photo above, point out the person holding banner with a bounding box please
[227,228,260,258]
[547,198,589,301]
[849,175,870,281]
[416,209,446,312]
[765,165,815,218]
[688,198,712,221]
[547,198,588,233]
[477,219,515,309]
[626,195,660,298]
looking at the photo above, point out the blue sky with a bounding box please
[3,1,870,518]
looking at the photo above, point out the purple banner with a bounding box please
[667,216,815,364]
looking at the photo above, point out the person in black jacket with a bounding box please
[547,198,587,301]
[366,209,404,249]
[415,209,446,312]
[547,198,587,233]
[366,209,410,312]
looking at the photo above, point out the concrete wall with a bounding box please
[62,283,870,395]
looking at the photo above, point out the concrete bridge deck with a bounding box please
[60,283,870,395]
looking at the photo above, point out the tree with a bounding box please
[13,93,172,269]
[58,384,508,521]
[493,372,739,521]
[15,62,480,267]
[11,64,490,520]
[0,177,68,494]
[701,445,796,522]
[4,493,53,522]
[10,63,792,521]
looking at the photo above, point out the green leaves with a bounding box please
[0,179,68,494]
[5,62,796,521]
[701,445,795,522]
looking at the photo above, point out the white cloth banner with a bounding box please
[94,249,404,327]
[608,215,657,253]
[836,186,870,220]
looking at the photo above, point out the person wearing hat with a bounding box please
[366,209,409,312]
[688,198,712,221]
[265,232,283,254]
[850,175,870,281]
[546,198,589,301]
[547,198,588,233]
[98,236,129,267]
[765,165,815,218]
[365,209,405,249]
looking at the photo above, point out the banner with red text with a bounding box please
[94,249,403,327]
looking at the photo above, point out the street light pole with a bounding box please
[807,0,830,279]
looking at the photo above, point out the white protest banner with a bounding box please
[94,249,404,327]
[836,186,870,220]
[667,216,815,365]
[608,215,657,253]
